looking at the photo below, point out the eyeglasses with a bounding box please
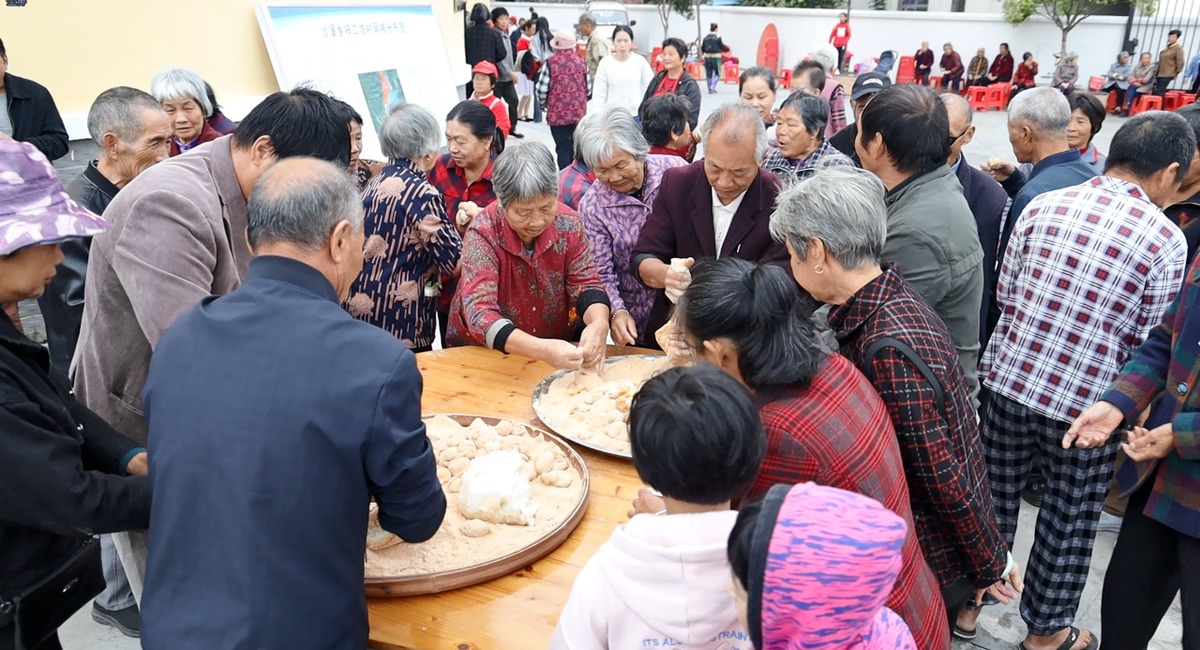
[950,129,970,142]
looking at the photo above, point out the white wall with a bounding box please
[503,3,1146,85]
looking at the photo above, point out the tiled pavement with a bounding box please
[51,83,1174,649]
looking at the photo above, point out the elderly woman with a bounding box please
[1125,52,1158,116]
[663,256,951,650]
[1067,93,1107,173]
[333,100,384,190]
[644,38,702,132]
[538,29,591,170]
[151,67,222,157]
[1012,52,1038,97]
[763,92,851,187]
[1053,53,1080,95]
[639,94,694,161]
[344,103,462,352]
[1103,52,1134,112]
[770,167,1019,634]
[576,108,686,347]
[739,67,778,128]
[940,43,965,93]
[0,140,151,650]
[447,141,611,370]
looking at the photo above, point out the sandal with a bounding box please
[1019,627,1098,650]
[952,624,977,640]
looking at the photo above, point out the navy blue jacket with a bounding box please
[955,155,1009,351]
[990,149,1097,337]
[140,256,446,650]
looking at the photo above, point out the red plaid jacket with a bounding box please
[831,266,1009,591]
[735,354,949,650]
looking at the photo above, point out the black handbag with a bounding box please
[0,536,104,649]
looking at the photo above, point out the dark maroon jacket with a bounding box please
[955,154,1008,352]
[631,161,789,344]
[989,52,1014,81]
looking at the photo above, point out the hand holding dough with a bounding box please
[664,257,694,303]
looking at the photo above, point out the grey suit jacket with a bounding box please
[72,136,252,445]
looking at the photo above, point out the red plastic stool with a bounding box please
[1105,91,1120,113]
[1182,93,1198,107]
[779,68,792,89]
[984,85,1007,111]
[967,86,988,110]
[1131,94,1163,115]
[724,63,739,84]
[1165,90,1185,111]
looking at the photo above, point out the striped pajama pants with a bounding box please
[980,392,1120,636]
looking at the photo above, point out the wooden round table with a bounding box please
[367,346,653,650]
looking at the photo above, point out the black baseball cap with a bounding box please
[851,73,892,101]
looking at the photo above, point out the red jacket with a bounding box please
[169,122,222,157]
[738,354,950,650]
[1015,60,1038,86]
[989,52,1014,80]
[471,92,511,137]
[829,22,851,47]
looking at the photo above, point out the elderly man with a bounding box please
[140,158,445,649]
[856,83,984,398]
[37,86,171,636]
[72,88,350,604]
[828,72,890,167]
[981,88,1096,338]
[0,38,69,160]
[964,112,1194,650]
[632,103,788,343]
[941,93,1008,358]
[579,12,609,78]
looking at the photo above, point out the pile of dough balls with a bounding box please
[559,379,637,451]
[429,417,575,494]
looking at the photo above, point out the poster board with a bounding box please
[255,3,460,161]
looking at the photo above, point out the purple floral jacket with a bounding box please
[577,154,687,343]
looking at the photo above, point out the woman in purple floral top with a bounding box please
[344,103,462,351]
[576,107,687,346]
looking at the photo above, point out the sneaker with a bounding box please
[1021,480,1044,508]
[92,602,141,638]
[1098,511,1124,534]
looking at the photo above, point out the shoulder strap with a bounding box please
[860,337,947,417]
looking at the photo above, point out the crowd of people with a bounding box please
[1,13,1200,650]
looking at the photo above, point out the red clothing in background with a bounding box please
[989,52,1015,81]
[471,92,511,137]
[169,122,222,157]
[1015,61,1038,87]
[736,354,950,650]
[829,22,851,47]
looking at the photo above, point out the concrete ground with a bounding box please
[50,82,1174,650]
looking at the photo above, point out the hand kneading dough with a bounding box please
[457,451,539,526]
[459,519,491,538]
[366,504,403,551]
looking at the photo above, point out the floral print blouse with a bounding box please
[446,201,608,349]
[344,159,462,349]
[576,154,686,341]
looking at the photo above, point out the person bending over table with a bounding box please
[447,140,611,371]
[631,103,788,344]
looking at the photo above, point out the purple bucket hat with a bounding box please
[0,139,112,256]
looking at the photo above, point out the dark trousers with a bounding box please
[495,80,519,134]
[1155,76,1174,96]
[550,123,576,170]
[1101,467,1200,649]
[1107,86,1127,110]
[835,46,846,71]
[704,57,721,80]
[941,73,963,93]
[0,631,62,650]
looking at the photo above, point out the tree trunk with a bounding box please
[659,3,669,38]
[695,0,703,55]
[1061,26,1070,58]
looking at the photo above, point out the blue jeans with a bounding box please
[1125,90,1141,112]
[96,534,136,610]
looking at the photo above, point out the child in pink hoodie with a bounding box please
[550,365,767,650]
[726,482,918,650]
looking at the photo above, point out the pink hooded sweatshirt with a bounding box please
[549,510,752,650]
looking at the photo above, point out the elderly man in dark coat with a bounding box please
[140,158,446,650]
[941,93,1009,357]
[631,103,789,343]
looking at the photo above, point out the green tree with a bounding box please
[646,0,695,40]
[1003,0,1157,56]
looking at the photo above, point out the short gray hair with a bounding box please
[778,92,828,141]
[577,107,650,168]
[940,92,973,128]
[151,67,213,118]
[1065,52,1079,63]
[492,140,559,207]
[86,86,165,147]
[247,158,364,252]
[812,46,838,73]
[1007,87,1071,135]
[769,166,888,270]
[379,102,440,161]
[579,12,596,28]
[702,103,768,162]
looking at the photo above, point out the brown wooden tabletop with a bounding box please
[367,345,657,650]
